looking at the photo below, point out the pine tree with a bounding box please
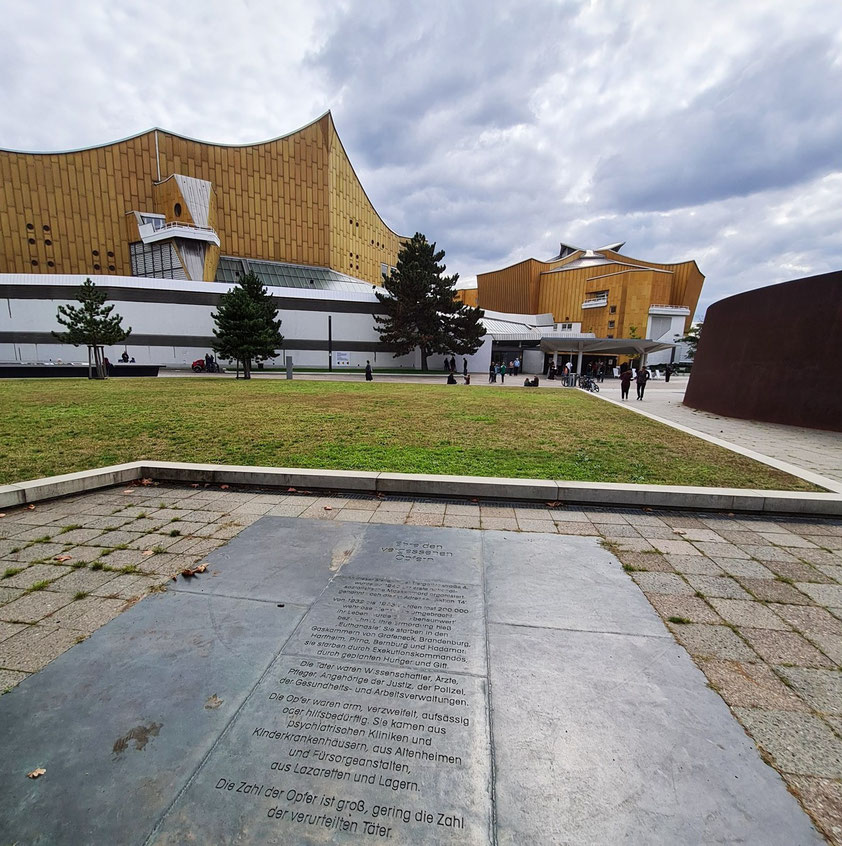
[680,322,703,358]
[212,271,284,379]
[52,278,131,379]
[374,233,485,371]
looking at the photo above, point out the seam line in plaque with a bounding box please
[481,532,500,845]
[142,538,351,845]
[487,620,672,639]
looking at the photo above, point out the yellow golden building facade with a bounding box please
[0,112,404,285]
[475,242,704,338]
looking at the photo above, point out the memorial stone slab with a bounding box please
[0,517,824,845]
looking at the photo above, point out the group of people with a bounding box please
[620,366,649,400]
[488,357,520,383]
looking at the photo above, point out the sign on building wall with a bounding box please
[335,352,351,366]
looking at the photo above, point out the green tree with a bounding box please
[212,271,284,379]
[374,233,485,371]
[680,322,703,358]
[52,278,131,379]
[627,325,639,339]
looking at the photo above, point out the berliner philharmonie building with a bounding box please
[0,112,703,372]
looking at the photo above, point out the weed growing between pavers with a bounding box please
[0,378,820,490]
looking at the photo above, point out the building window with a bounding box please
[174,203,182,218]
[129,241,186,279]
[557,322,573,331]
[606,334,614,338]
[608,320,615,329]
[609,305,617,314]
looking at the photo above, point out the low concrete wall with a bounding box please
[684,270,842,431]
[2,461,840,516]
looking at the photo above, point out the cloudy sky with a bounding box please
[3,0,841,317]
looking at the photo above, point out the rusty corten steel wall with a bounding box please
[684,270,842,432]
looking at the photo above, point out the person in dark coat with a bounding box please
[665,364,672,383]
[620,368,633,400]
[365,360,373,381]
[446,372,457,384]
[463,358,468,377]
[449,355,456,373]
[636,367,649,400]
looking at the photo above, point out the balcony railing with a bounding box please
[581,295,608,309]
[648,303,690,315]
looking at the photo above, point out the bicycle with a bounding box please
[578,375,600,392]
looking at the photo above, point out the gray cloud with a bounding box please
[1,0,841,320]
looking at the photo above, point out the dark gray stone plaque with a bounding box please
[0,517,824,845]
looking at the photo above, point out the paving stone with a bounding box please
[685,575,751,599]
[582,509,629,523]
[97,548,149,568]
[553,509,592,522]
[777,668,842,715]
[612,537,656,552]
[699,659,808,711]
[783,776,842,846]
[668,623,757,661]
[797,583,842,608]
[0,624,81,672]
[10,543,67,563]
[229,500,277,515]
[631,572,694,596]
[798,550,842,569]
[669,528,726,542]
[0,668,28,691]
[646,595,722,624]
[3,564,70,590]
[740,629,836,668]
[739,545,800,563]
[692,541,751,559]
[127,532,181,551]
[816,564,842,585]
[760,532,819,549]
[298,503,339,520]
[265,502,310,517]
[629,525,678,539]
[770,604,842,637]
[46,597,126,634]
[75,515,133,530]
[94,530,143,548]
[716,530,768,545]
[737,578,813,605]
[665,554,723,575]
[734,708,842,778]
[92,574,161,599]
[516,519,558,533]
[707,598,791,630]
[768,560,834,583]
[554,522,599,535]
[51,528,105,545]
[0,589,76,624]
[714,558,777,579]
[0,586,25,605]
[8,526,65,542]
[163,537,205,555]
[134,552,188,575]
[333,508,375,523]
[0,621,27,642]
[63,545,110,563]
[616,551,674,572]
[648,538,700,555]
[594,523,640,538]
[367,509,410,525]
[49,568,118,594]
[661,516,707,529]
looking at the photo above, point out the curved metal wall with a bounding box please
[683,270,842,432]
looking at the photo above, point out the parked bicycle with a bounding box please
[578,374,600,392]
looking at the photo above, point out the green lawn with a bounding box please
[0,378,818,490]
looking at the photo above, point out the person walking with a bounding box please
[636,367,649,400]
[489,362,496,383]
[514,357,520,376]
[500,361,507,384]
[664,364,672,383]
[365,360,373,381]
[463,358,468,377]
[449,355,456,373]
[620,367,632,400]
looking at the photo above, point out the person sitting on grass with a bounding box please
[447,372,457,385]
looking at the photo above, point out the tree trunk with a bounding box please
[244,358,251,379]
[420,346,428,372]
[87,346,93,380]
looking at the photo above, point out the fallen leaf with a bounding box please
[27,767,46,779]
[195,562,207,573]
[191,483,200,488]
[122,489,134,494]
[54,555,72,562]
[545,500,560,508]
[220,484,230,490]
[287,487,297,492]
[27,504,36,510]
[140,478,153,486]
[141,550,155,556]
[181,562,208,578]
[204,694,223,710]
[324,506,332,511]
[0,513,6,518]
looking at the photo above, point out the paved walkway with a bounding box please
[1,482,841,842]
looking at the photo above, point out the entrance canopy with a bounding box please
[539,337,674,357]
